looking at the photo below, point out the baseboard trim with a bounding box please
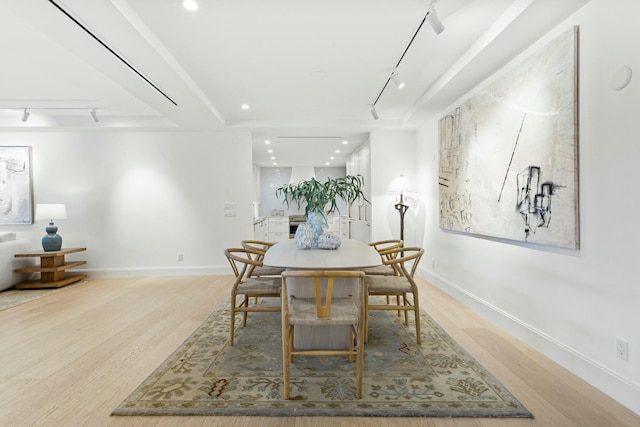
[76,266,230,279]
[418,266,640,416]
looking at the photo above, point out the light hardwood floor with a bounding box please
[0,274,637,427]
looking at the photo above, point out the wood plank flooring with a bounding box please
[0,275,637,427]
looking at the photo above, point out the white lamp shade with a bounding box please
[35,204,67,221]
[388,174,413,193]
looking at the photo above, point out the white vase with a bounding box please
[317,233,341,250]
[306,211,328,248]
[294,223,314,249]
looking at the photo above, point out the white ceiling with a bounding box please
[0,0,589,167]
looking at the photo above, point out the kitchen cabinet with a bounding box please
[253,217,268,241]
[350,204,371,243]
[267,217,289,243]
[326,216,340,235]
[327,216,352,240]
[340,217,351,240]
[347,142,371,243]
[346,142,371,243]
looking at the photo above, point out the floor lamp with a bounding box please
[395,193,409,242]
[390,174,410,242]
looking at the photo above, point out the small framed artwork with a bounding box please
[0,146,34,224]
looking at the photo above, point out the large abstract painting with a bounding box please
[0,146,33,224]
[438,27,579,249]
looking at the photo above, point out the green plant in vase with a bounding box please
[276,174,369,248]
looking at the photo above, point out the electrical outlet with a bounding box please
[616,338,628,361]
[177,252,184,262]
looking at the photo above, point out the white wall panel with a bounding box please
[0,131,253,276]
[415,0,640,414]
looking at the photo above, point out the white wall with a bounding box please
[0,131,254,277]
[409,0,639,414]
[369,130,424,248]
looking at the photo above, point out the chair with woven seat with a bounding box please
[240,240,285,278]
[281,270,366,399]
[361,239,404,318]
[361,239,403,276]
[364,246,424,344]
[224,247,282,346]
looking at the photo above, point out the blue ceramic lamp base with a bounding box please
[42,221,63,252]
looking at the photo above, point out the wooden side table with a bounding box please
[14,247,87,289]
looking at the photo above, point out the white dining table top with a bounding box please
[263,239,381,269]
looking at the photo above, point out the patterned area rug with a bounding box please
[113,298,532,418]
[0,282,83,312]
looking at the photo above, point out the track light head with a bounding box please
[182,0,199,11]
[90,108,100,123]
[21,108,30,123]
[391,70,405,89]
[370,106,379,121]
[426,5,445,35]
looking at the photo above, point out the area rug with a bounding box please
[0,281,84,312]
[113,298,532,418]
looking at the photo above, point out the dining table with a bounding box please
[263,238,381,349]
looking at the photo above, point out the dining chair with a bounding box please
[224,247,282,346]
[364,246,424,344]
[240,240,285,278]
[281,269,366,399]
[360,239,403,276]
[361,239,404,317]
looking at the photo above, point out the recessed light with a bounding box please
[270,156,276,160]
[265,140,271,144]
[325,162,330,166]
[342,140,349,145]
[335,149,341,153]
[273,162,277,165]
[182,0,198,11]
[241,104,250,110]
[267,149,273,153]
[330,156,335,160]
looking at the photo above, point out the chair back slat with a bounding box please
[314,276,335,319]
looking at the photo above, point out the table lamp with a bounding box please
[35,204,67,251]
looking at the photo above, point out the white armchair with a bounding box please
[0,233,36,291]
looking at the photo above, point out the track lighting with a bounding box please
[391,70,405,89]
[370,106,379,121]
[8,107,106,123]
[426,4,445,35]
[182,0,199,11]
[368,2,445,119]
